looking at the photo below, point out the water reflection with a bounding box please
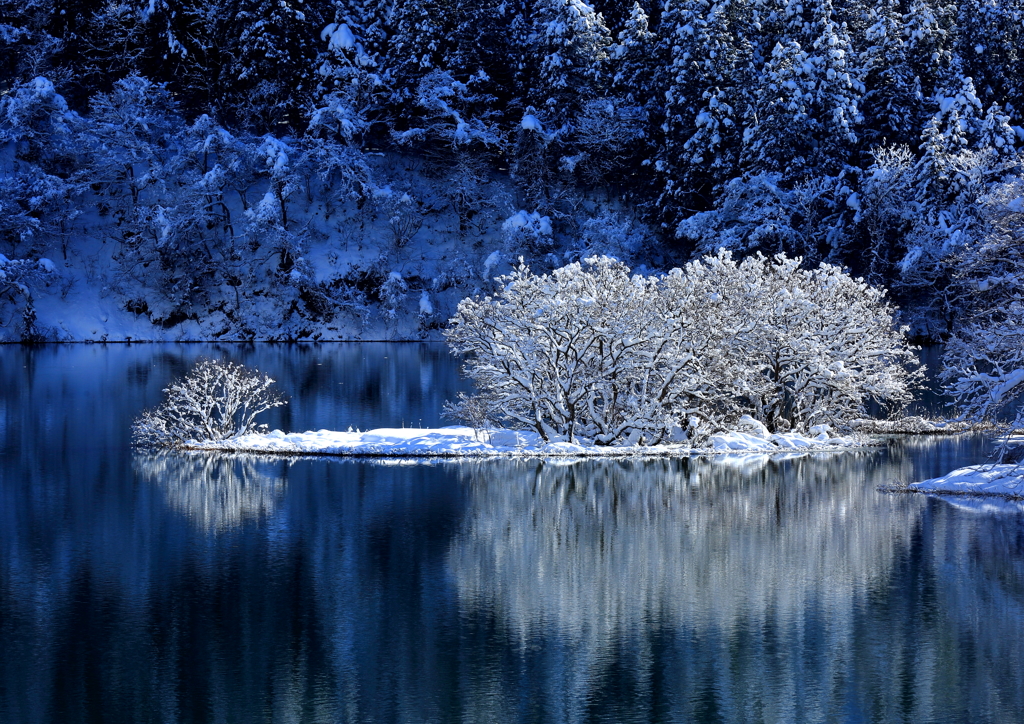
[135,453,287,531]
[2,341,1024,723]
[447,449,1024,723]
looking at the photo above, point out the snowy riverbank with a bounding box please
[186,424,863,458]
[909,464,1024,500]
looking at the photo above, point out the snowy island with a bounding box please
[185,422,862,459]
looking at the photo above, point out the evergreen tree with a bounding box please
[677,1,753,196]
[382,0,450,120]
[954,0,1024,110]
[530,0,612,127]
[860,0,921,149]
[228,0,327,130]
[901,0,956,99]
[742,0,862,181]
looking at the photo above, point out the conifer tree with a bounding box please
[860,0,921,149]
[530,0,612,127]
[228,0,326,130]
[743,0,862,181]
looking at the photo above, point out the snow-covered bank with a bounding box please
[909,464,1024,500]
[850,416,981,435]
[185,425,863,458]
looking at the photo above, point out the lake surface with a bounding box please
[1,344,1023,724]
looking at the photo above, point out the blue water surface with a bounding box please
[1,343,1022,724]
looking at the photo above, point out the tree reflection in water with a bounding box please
[447,449,1024,722]
[3,422,1022,722]
[135,452,286,531]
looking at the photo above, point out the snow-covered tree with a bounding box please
[707,252,921,431]
[859,144,919,286]
[0,76,86,256]
[530,0,612,125]
[316,2,385,92]
[86,75,177,213]
[567,208,648,263]
[501,210,554,256]
[951,178,1024,316]
[381,0,449,114]
[860,0,921,148]
[509,109,556,209]
[132,358,288,447]
[943,306,1024,447]
[953,0,1024,109]
[608,1,657,106]
[391,69,504,157]
[446,252,919,442]
[0,75,81,172]
[677,172,857,263]
[0,253,59,341]
[937,176,1024,452]
[743,0,863,181]
[891,76,1017,332]
[0,0,63,95]
[446,256,685,443]
[901,0,956,97]
[658,0,753,204]
[560,96,646,185]
[245,135,305,271]
[228,0,327,129]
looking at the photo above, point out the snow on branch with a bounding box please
[132,359,288,448]
[446,252,922,445]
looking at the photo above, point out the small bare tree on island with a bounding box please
[132,359,288,448]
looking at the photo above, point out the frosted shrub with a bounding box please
[446,253,921,444]
[132,359,287,448]
[447,257,674,443]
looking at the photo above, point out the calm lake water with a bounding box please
[1,344,1023,724]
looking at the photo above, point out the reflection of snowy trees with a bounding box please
[447,451,1024,721]
[452,453,916,636]
[135,452,285,530]
[3,352,1024,724]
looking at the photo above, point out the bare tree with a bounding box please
[132,358,287,447]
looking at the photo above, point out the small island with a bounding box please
[184,418,862,459]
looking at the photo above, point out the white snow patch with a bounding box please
[322,23,355,51]
[418,290,433,316]
[521,114,545,133]
[711,429,855,452]
[189,425,863,458]
[483,250,501,279]
[910,464,1024,499]
[503,210,552,236]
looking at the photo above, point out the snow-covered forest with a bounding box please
[1,0,1023,342]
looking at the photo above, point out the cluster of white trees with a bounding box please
[446,253,922,445]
